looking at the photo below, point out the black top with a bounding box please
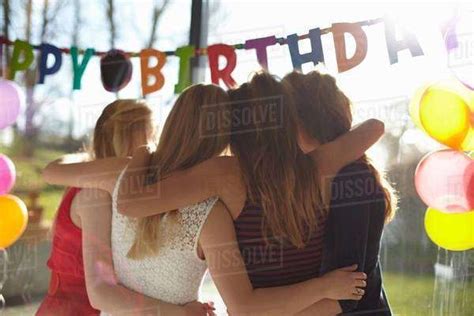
[320,161,392,315]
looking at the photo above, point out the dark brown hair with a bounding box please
[229,72,325,248]
[283,71,397,222]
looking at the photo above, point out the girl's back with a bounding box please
[234,202,328,288]
[107,169,218,306]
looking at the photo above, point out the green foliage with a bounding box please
[384,272,474,316]
[2,138,67,221]
[39,190,65,222]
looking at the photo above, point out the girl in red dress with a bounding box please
[36,100,154,316]
[36,186,99,316]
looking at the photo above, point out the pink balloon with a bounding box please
[0,79,22,129]
[0,154,16,195]
[415,150,474,213]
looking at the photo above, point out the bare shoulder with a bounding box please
[72,188,112,216]
[210,199,233,222]
[210,157,246,219]
[201,200,234,238]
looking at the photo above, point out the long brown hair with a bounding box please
[91,99,154,159]
[229,72,325,248]
[128,84,230,259]
[282,71,397,222]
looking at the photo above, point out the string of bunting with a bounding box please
[0,18,384,57]
[0,16,426,96]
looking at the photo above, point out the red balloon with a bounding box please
[415,149,474,213]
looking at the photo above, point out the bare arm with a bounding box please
[42,154,130,194]
[199,201,366,316]
[117,147,245,218]
[75,189,210,316]
[311,119,384,176]
[112,119,382,219]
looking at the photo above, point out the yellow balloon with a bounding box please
[419,87,472,150]
[432,79,474,109]
[0,195,28,249]
[409,84,431,131]
[424,207,474,251]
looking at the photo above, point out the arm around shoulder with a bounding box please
[117,155,244,219]
[310,119,384,176]
[43,155,130,194]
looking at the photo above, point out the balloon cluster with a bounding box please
[0,79,28,250]
[411,79,474,251]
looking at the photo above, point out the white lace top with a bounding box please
[101,169,217,315]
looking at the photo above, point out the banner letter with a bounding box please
[71,47,95,90]
[38,43,63,84]
[384,17,424,64]
[332,23,368,73]
[8,40,34,80]
[140,49,166,96]
[207,44,237,88]
[245,36,277,70]
[287,28,324,71]
[174,45,195,94]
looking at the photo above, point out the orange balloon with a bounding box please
[0,195,28,249]
[419,87,472,150]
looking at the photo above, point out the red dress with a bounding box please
[36,188,100,316]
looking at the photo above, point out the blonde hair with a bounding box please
[127,84,230,259]
[229,72,325,248]
[282,71,397,222]
[91,99,154,159]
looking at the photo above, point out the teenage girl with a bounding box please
[283,71,396,315]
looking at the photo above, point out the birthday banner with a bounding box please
[0,17,427,96]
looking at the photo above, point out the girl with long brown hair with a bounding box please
[283,70,397,315]
[44,83,370,315]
